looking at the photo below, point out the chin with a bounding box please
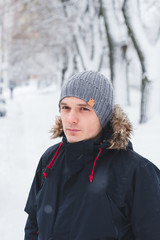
[67,138,81,143]
[66,135,83,143]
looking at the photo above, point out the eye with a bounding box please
[81,107,90,111]
[61,106,70,110]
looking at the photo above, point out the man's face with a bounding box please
[60,97,102,143]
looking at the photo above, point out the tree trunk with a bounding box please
[100,0,128,106]
[140,76,151,123]
[122,0,160,123]
[100,0,114,84]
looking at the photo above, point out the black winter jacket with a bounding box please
[24,106,160,240]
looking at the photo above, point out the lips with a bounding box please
[67,128,80,132]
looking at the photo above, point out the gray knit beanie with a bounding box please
[59,71,114,128]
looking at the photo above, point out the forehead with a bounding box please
[60,97,89,106]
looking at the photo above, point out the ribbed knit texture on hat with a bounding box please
[59,71,114,128]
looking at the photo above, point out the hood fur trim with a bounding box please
[50,104,133,150]
[50,116,64,139]
[108,104,133,149]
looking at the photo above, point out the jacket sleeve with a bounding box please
[131,160,160,239]
[24,159,43,240]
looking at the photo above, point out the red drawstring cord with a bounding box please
[89,148,102,183]
[43,142,63,179]
[43,142,101,183]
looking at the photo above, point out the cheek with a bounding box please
[60,118,66,132]
[85,118,102,135]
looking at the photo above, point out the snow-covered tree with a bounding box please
[2,0,76,87]
[122,0,160,123]
[72,0,106,71]
[0,0,14,89]
[1,0,160,124]
[100,0,130,106]
[59,0,108,84]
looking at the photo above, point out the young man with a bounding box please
[24,71,160,240]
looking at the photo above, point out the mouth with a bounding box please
[66,128,80,132]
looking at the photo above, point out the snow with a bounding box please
[0,83,160,240]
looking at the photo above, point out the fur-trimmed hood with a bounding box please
[50,104,133,150]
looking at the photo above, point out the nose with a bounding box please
[67,109,78,124]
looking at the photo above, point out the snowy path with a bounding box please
[0,84,159,240]
[0,85,60,240]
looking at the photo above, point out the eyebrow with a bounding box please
[60,102,90,107]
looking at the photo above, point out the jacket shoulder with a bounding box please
[123,148,159,171]
[111,147,157,170]
[105,148,160,204]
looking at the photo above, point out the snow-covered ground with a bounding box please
[0,84,160,240]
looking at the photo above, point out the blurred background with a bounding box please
[0,0,160,239]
